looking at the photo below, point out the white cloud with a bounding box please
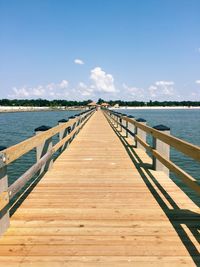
[155,81,174,87]
[46,83,55,90]
[122,83,144,98]
[195,80,200,84]
[59,80,69,88]
[149,85,158,97]
[32,85,45,96]
[9,80,69,99]
[74,59,84,65]
[149,81,175,97]
[90,67,116,93]
[12,87,30,98]
[77,82,94,96]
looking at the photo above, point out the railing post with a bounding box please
[121,114,128,137]
[34,125,53,174]
[110,113,115,125]
[114,114,118,128]
[0,146,9,236]
[119,115,122,132]
[127,115,135,138]
[152,125,170,176]
[68,116,77,142]
[116,114,120,129]
[135,118,147,150]
[77,113,83,133]
[79,112,84,124]
[75,113,81,127]
[112,113,116,126]
[125,118,128,138]
[76,113,84,134]
[58,119,70,152]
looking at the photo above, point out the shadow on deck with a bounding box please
[105,115,200,266]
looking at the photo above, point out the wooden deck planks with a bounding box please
[0,110,199,266]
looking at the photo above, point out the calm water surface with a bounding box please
[0,109,199,199]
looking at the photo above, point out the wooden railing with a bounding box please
[0,108,95,235]
[104,109,200,196]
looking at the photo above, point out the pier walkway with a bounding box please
[0,110,199,266]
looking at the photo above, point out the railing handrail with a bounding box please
[104,109,200,196]
[106,110,200,162]
[7,109,94,200]
[0,109,94,166]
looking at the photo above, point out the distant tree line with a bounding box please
[97,98,200,107]
[0,98,199,107]
[0,99,92,107]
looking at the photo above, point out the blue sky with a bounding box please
[0,0,200,101]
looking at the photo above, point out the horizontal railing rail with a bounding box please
[0,108,95,235]
[104,109,200,196]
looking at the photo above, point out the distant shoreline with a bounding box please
[0,106,84,113]
[111,106,200,110]
[0,105,200,113]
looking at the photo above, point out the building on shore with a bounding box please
[101,102,110,108]
[87,101,97,109]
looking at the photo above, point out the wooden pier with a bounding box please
[0,109,199,266]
